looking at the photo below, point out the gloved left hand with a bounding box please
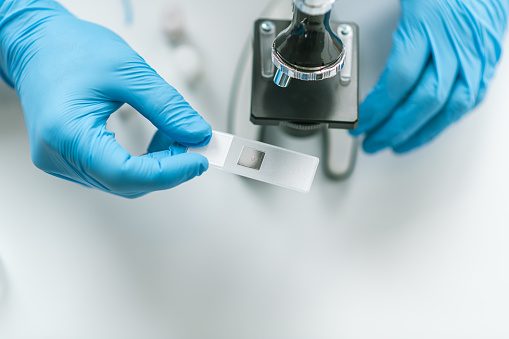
[351,0,508,153]
[0,0,212,198]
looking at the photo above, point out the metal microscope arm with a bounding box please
[294,0,336,15]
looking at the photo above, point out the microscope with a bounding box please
[229,0,360,180]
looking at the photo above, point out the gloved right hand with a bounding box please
[351,0,508,154]
[0,0,212,198]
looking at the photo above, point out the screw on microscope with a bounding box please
[261,21,275,34]
[339,25,352,36]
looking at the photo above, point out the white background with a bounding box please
[0,0,508,338]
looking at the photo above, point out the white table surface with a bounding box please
[0,1,508,338]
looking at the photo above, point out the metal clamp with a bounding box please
[338,24,353,86]
[259,21,276,78]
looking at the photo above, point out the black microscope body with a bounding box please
[250,5,359,136]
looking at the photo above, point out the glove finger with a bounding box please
[477,31,502,106]
[86,126,209,196]
[362,26,459,154]
[109,54,212,147]
[444,5,487,106]
[362,62,446,153]
[147,130,174,153]
[350,19,430,136]
[148,130,190,157]
[393,76,474,153]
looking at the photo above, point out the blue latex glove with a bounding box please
[351,0,508,153]
[0,0,212,198]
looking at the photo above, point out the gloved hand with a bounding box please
[0,0,212,198]
[351,0,508,153]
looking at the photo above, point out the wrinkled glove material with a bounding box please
[0,0,212,198]
[351,0,509,153]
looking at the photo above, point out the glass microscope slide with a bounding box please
[185,131,319,193]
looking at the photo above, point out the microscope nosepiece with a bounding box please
[272,3,345,87]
